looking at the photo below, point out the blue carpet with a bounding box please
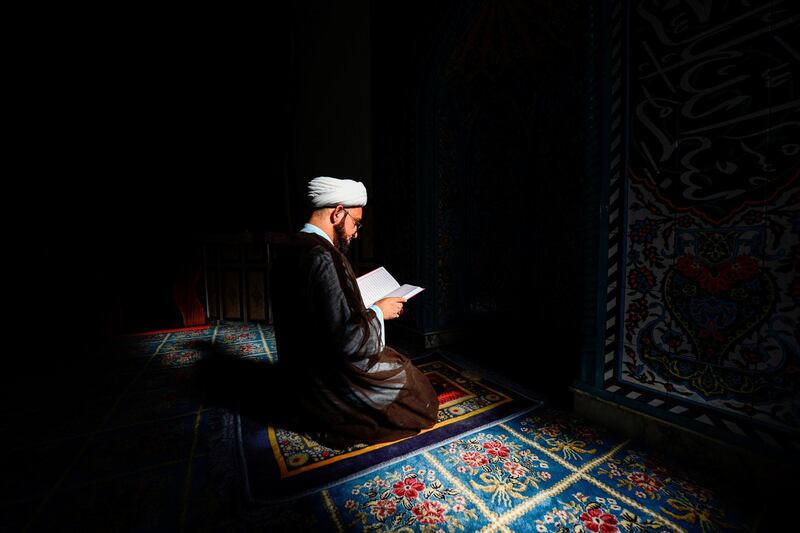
[238,352,540,501]
[4,322,759,532]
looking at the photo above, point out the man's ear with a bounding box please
[329,205,343,224]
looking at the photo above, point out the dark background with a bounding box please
[19,1,587,404]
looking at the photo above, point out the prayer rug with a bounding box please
[237,352,541,501]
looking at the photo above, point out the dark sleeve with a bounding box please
[306,248,383,362]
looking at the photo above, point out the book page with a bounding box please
[383,284,425,301]
[357,267,400,307]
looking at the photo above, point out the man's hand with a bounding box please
[375,297,407,320]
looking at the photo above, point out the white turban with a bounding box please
[307,176,368,208]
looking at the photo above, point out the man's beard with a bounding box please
[333,220,351,254]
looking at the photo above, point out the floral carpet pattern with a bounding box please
[240,353,538,500]
[156,323,755,531]
[4,322,758,532]
[302,408,753,532]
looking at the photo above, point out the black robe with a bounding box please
[270,232,438,448]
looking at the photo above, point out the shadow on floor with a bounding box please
[190,340,317,436]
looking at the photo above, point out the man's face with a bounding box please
[333,206,362,254]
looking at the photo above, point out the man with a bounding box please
[269,176,439,449]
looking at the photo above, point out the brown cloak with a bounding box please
[270,232,438,448]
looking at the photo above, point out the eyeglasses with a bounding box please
[343,209,363,232]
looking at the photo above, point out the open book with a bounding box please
[356,267,425,308]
